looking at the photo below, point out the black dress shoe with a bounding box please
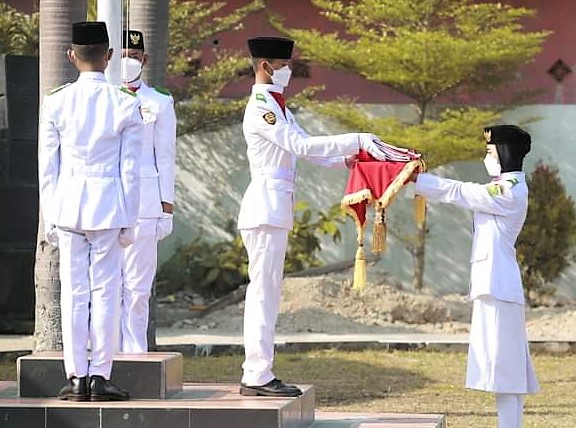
[239,378,303,397]
[59,376,89,401]
[89,375,130,401]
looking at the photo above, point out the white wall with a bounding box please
[162,105,576,299]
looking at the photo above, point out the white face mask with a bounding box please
[121,57,142,83]
[269,65,292,88]
[483,155,501,177]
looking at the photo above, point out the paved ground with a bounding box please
[1,330,574,355]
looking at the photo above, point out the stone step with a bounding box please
[312,411,446,428]
[0,380,446,428]
[17,352,182,399]
[0,381,315,428]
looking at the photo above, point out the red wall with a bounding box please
[504,0,576,104]
[5,0,35,13]
[201,0,576,104]
[9,0,576,104]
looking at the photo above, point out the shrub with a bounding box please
[157,201,346,298]
[517,163,576,304]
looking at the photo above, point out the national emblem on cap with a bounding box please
[483,129,491,143]
[123,29,145,51]
[248,37,294,59]
[72,21,109,45]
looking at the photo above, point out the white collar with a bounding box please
[252,83,284,94]
[78,71,106,82]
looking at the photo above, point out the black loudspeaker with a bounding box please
[0,246,35,330]
[0,55,39,332]
[0,184,37,332]
[0,54,39,140]
[0,142,37,184]
[0,185,38,245]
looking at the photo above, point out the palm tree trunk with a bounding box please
[128,0,169,86]
[35,0,86,352]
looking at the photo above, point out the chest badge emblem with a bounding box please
[262,111,276,125]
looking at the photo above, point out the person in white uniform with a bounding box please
[118,29,177,353]
[410,124,539,428]
[237,36,388,397]
[38,21,143,402]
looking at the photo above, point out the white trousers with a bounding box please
[496,393,523,428]
[240,225,288,386]
[58,227,122,380]
[120,218,158,353]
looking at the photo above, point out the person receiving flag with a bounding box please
[410,125,539,428]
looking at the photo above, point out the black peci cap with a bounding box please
[484,125,531,173]
[123,29,145,51]
[72,21,109,45]
[248,37,294,59]
[483,124,531,148]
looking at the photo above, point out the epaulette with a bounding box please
[506,177,519,187]
[47,82,71,95]
[154,86,171,96]
[118,86,137,97]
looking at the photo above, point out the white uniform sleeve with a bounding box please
[289,116,347,168]
[251,102,359,158]
[37,96,60,223]
[154,96,177,205]
[120,100,144,225]
[415,172,514,215]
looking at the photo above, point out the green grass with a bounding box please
[2,349,575,427]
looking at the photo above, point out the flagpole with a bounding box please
[98,0,122,85]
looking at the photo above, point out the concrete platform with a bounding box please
[0,381,445,428]
[0,381,315,428]
[17,352,182,399]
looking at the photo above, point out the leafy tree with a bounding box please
[0,1,38,55]
[274,0,549,290]
[167,0,264,134]
[517,163,576,304]
[86,0,265,133]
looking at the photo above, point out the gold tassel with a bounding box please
[352,244,367,291]
[372,207,387,254]
[414,194,426,226]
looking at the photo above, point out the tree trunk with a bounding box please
[411,100,429,292]
[128,0,170,350]
[128,0,169,87]
[34,0,86,353]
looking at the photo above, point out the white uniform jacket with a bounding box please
[39,72,143,230]
[237,83,360,230]
[134,82,176,218]
[415,171,528,304]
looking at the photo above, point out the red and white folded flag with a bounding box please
[341,149,426,290]
[371,140,421,162]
